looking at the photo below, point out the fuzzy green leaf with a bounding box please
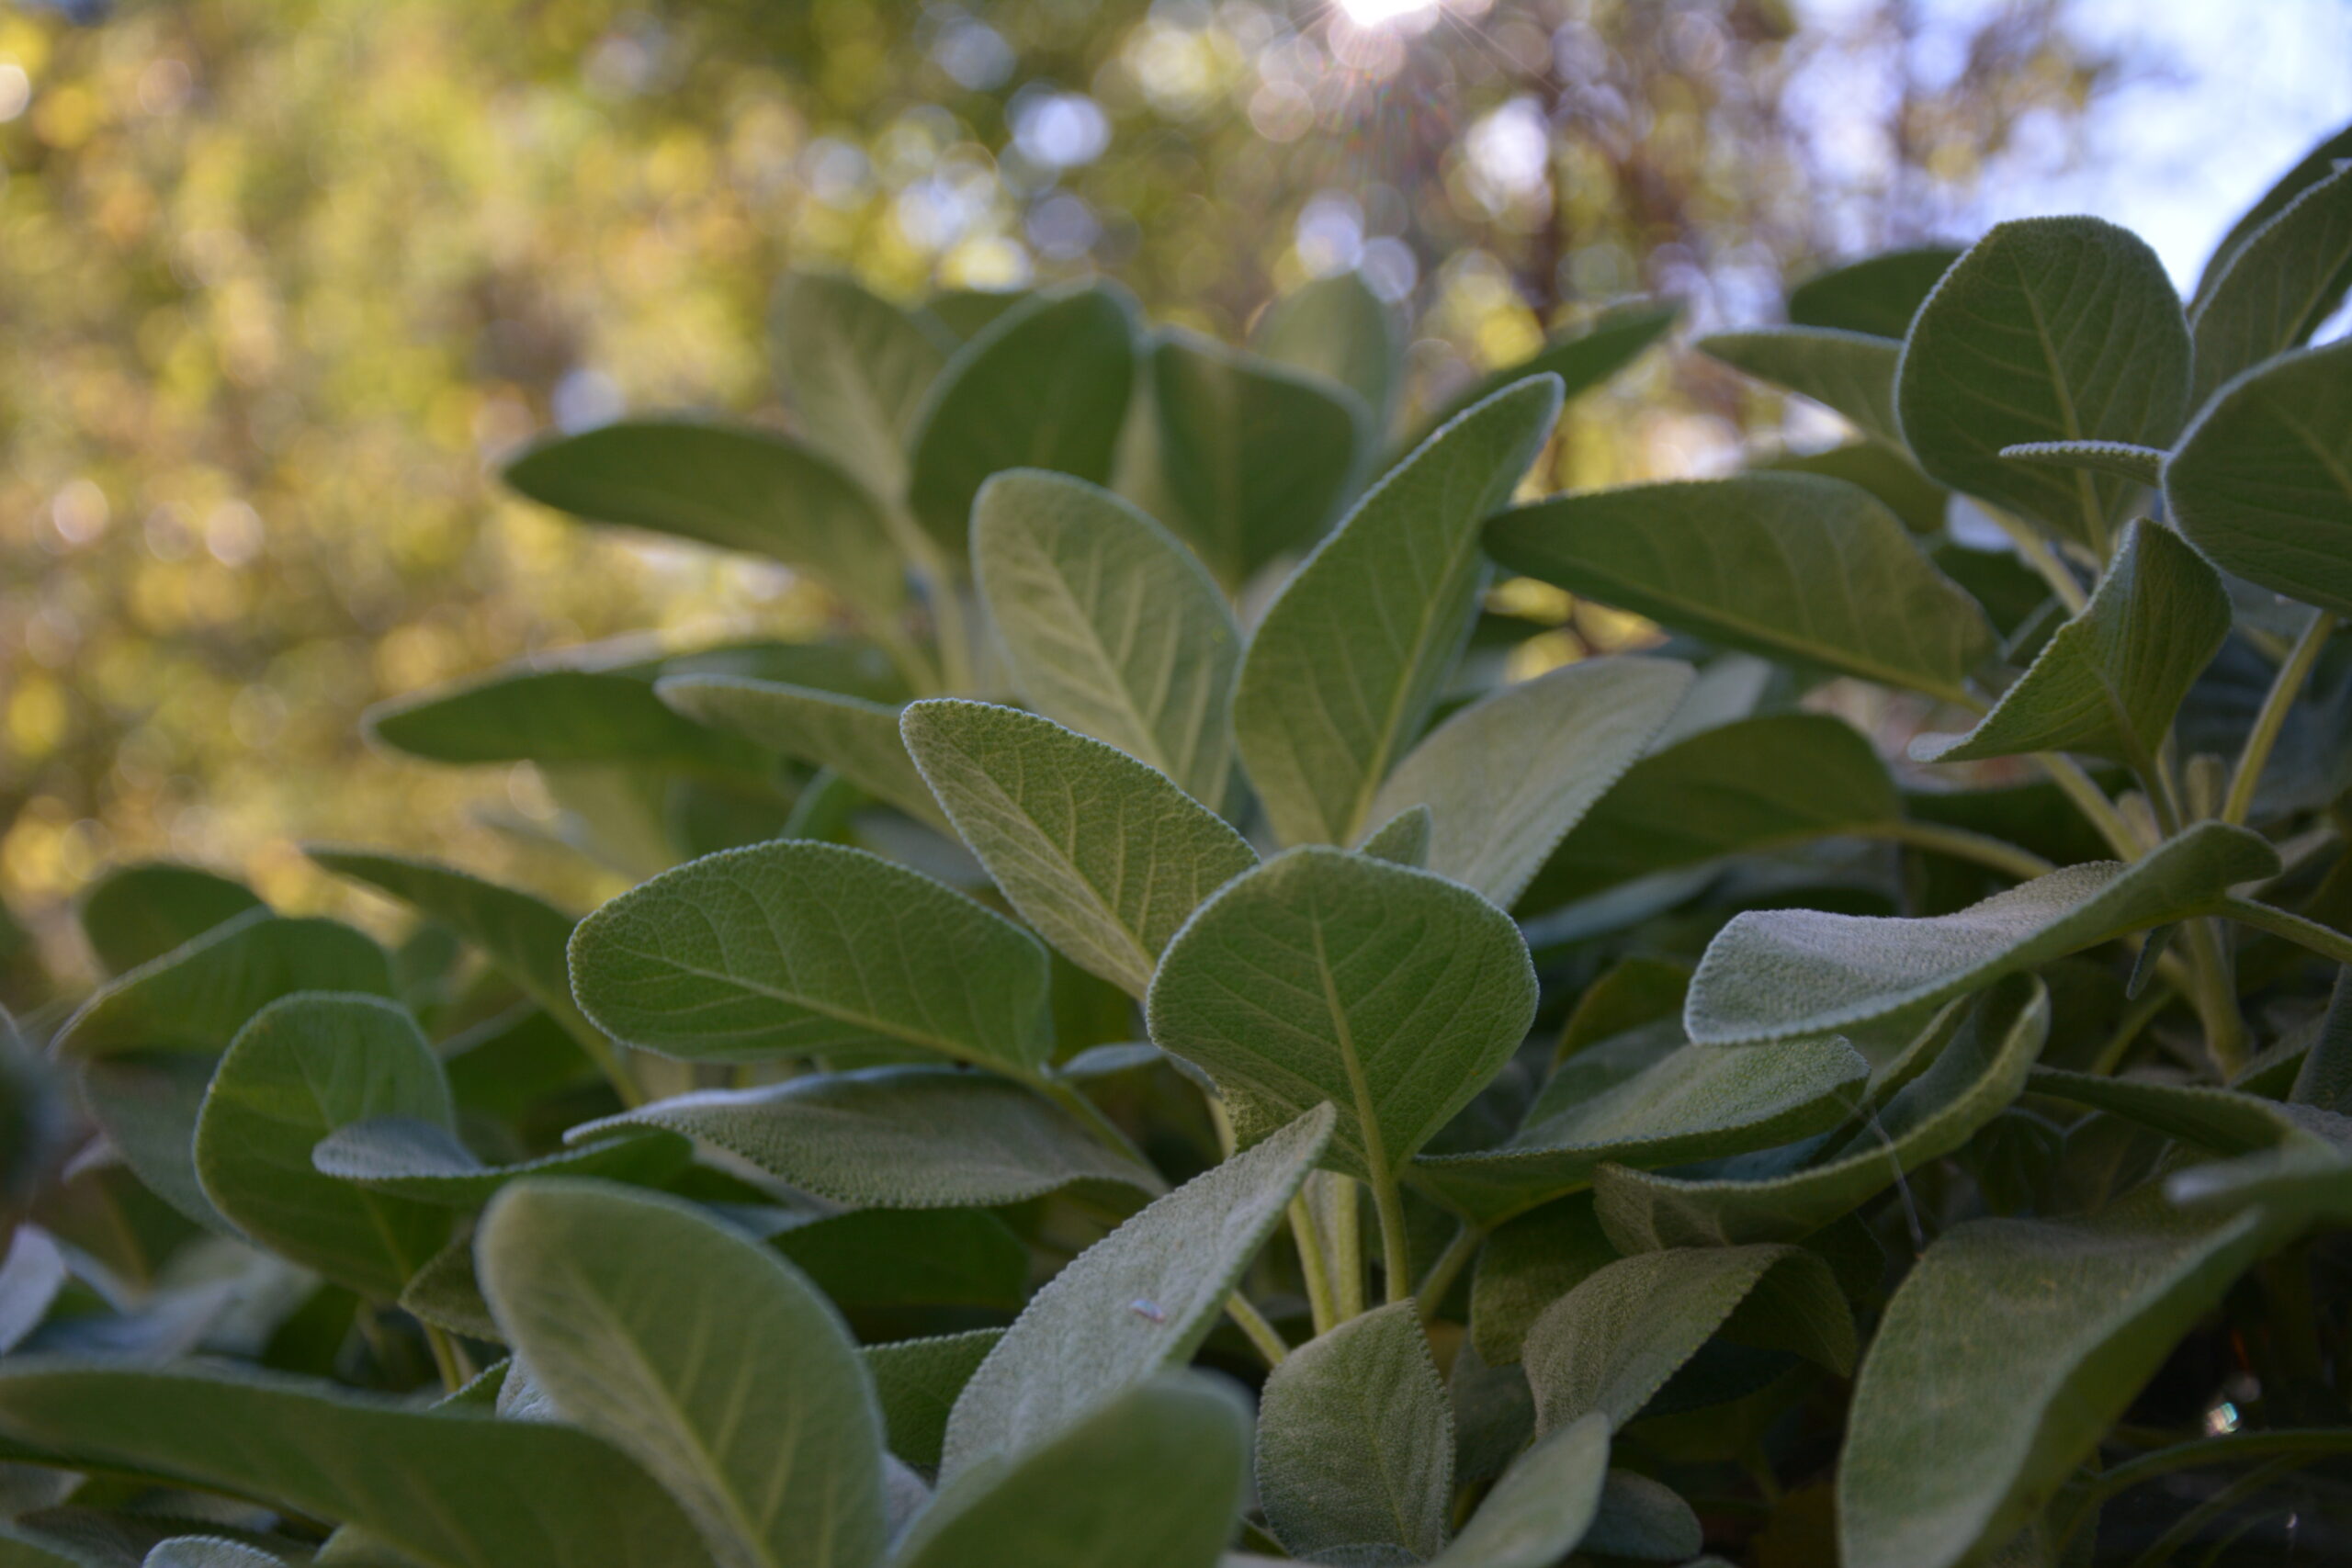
[77,1055,236,1232]
[2025,1067,2346,1156]
[2165,338,2352,618]
[479,1179,887,1568]
[1148,848,1536,1184]
[1406,301,1678,452]
[1430,1412,1611,1568]
[862,1328,1003,1472]
[1787,247,1961,339]
[1996,439,2167,486]
[311,1119,691,1204]
[75,863,264,978]
[571,1066,1161,1208]
[901,1375,1250,1568]
[366,664,762,773]
[1235,376,1565,847]
[1894,217,2189,547]
[772,271,950,503]
[1250,272,1399,435]
[1126,328,1365,587]
[940,1104,1332,1476]
[1702,328,1903,443]
[0,1364,706,1568]
[1838,1192,2276,1568]
[1522,1245,1855,1431]
[656,676,947,831]
[1364,658,1691,908]
[1487,474,1994,706]
[1357,805,1432,867]
[144,1541,284,1568]
[1687,821,2280,1045]
[1467,1198,1620,1367]
[505,420,906,622]
[1585,1472,1705,1562]
[57,910,392,1058]
[192,994,453,1300]
[1255,1302,1453,1562]
[1911,520,2230,767]
[2191,118,2352,307]
[908,288,1136,556]
[568,840,1053,1073]
[901,701,1258,998]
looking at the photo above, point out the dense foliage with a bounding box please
[6,115,2352,1568]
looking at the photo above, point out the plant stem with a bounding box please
[1415,1224,1482,1316]
[2223,612,2335,826]
[1290,1197,1340,1337]
[423,1323,469,1393]
[1867,820,2056,881]
[2218,897,2352,967]
[1988,508,2089,614]
[1225,1291,1289,1368]
[1372,1172,1413,1307]
[2087,983,2177,1076]
[2121,1454,2307,1568]
[2177,916,2248,1077]
[2037,752,2143,860]
[1329,1176,1366,1321]
[1043,1077,1154,1173]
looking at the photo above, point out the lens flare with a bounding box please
[1334,0,1443,26]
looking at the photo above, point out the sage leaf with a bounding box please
[1686,821,2281,1045]
[900,1375,1250,1568]
[900,700,1258,998]
[1787,246,1961,339]
[1838,1192,2276,1568]
[144,1541,284,1568]
[1996,438,2166,487]
[1519,713,1900,913]
[77,1055,236,1232]
[0,1528,100,1567]
[1522,1245,1855,1432]
[1415,1032,1870,1226]
[2191,118,2352,308]
[1485,473,1994,707]
[2025,1067,2346,1156]
[908,288,1137,556]
[1894,217,2189,548]
[1234,375,1564,847]
[862,1328,1003,1472]
[571,1066,1160,1208]
[401,1236,500,1343]
[2165,339,2352,617]
[1467,1198,1618,1366]
[1765,439,1950,533]
[926,287,1034,342]
[1701,328,1903,443]
[1251,271,1400,436]
[971,470,1241,805]
[478,1179,887,1568]
[1126,328,1365,588]
[1147,848,1537,1185]
[567,840,1053,1075]
[192,994,454,1301]
[57,910,392,1057]
[1364,657,1691,908]
[1357,805,1431,867]
[1255,1302,1452,1562]
[75,863,263,977]
[772,271,950,503]
[1430,1412,1610,1568]
[1584,1472,1704,1562]
[505,420,907,623]
[775,1208,1028,1312]
[0,1363,707,1568]
[1406,301,1678,452]
[1910,519,2231,768]
[655,676,947,831]
[1596,978,2050,1249]
[0,1228,65,1356]
[311,1119,691,1204]
[939,1103,1332,1476]
[367,663,763,773]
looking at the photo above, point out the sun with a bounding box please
[1333,0,1444,26]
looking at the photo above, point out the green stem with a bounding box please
[2218,897,2352,967]
[1866,820,2055,881]
[1415,1224,1483,1316]
[1225,1291,1289,1368]
[1329,1176,1366,1321]
[2177,916,2247,1078]
[1290,1198,1340,1338]
[2087,983,2177,1076]
[2223,612,2335,826]
[423,1323,469,1393]
[1988,508,2089,614]
[1372,1173,1413,1307]
[2038,752,2143,860]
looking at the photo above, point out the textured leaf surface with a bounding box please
[2195,119,2352,305]
[862,1329,1003,1472]
[479,1180,886,1568]
[1250,272,1399,434]
[1597,979,2049,1249]
[1430,1413,1611,1568]
[311,1118,690,1204]
[908,288,1136,555]
[1255,1302,1453,1562]
[366,664,761,772]
[1522,1245,1854,1431]
[972,471,1240,804]
[1895,217,2189,547]
[571,1066,1159,1208]
[569,840,1052,1072]
[2166,339,2352,617]
[1996,438,2166,486]
[1787,246,1961,339]
[1838,1193,2275,1568]
[1687,821,2280,1045]
[1520,713,1899,913]
[1417,1032,1869,1225]
[1128,329,1364,587]
[656,676,946,831]
[1468,1199,1619,1366]
[192,994,453,1300]
[1486,474,1993,706]
[1365,658,1690,909]
[144,1541,284,1568]
[1701,328,1903,442]
[58,911,392,1057]
[0,1364,706,1568]
[2191,164,2352,402]
[75,863,264,977]
[901,1376,1249,1568]
[505,420,905,620]
[901,701,1258,997]
[772,271,949,502]
[1911,520,2230,767]
[77,1054,236,1232]
[1408,302,1677,450]
[940,1104,1332,1476]
[1148,848,1536,1184]
[1357,805,1431,867]
[1235,376,1564,847]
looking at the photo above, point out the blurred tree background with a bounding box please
[0,0,2156,982]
